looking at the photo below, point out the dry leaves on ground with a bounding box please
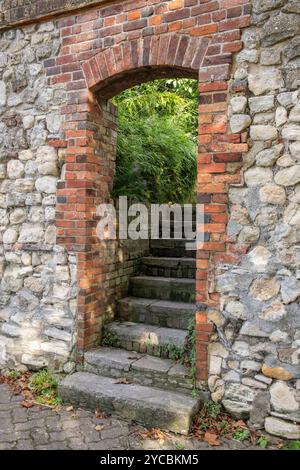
[203,432,221,446]
[0,371,36,408]
[191,403,260,447]
[95,408,108,419]
[0,371,60,411]
[134,427,169,444]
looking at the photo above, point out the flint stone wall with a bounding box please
[0,0,300,440]
[0,20,78,372]
[0,17,146,373]
[210,0,300,438]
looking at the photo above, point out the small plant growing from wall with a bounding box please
[102,330,121,348]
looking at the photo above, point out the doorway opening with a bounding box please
[92,77,199,390]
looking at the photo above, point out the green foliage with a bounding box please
[232,428,250,442]
[102,330,120,348]
[161,343,184,361]
[283,440,300,451]
[29,370,61,407]
[197,401,223,431]
[257,436,269,449]
[175,442,185,450]
[220,420,229,434]
[182,316,196,387]
[191,388,201,399]
[112,78,198,138]
[111,79,198,204]
[6,370,22,379]
[203,401,222,419]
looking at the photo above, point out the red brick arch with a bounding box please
[82,34,210,97]
[47,1,251,382]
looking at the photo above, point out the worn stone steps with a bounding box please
[84,347,193,392]
[141,256,196,279]
[104,321,187,358]
[59,372,200,435]
[130,275,195,303]
[59,212,199,433]
[118,297,196,330]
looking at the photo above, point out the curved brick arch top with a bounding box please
[82,34,210,98]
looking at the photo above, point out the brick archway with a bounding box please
[82,34,210,97]
[50,10,250,382]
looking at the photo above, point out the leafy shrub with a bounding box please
[113,114,197,203]
[29,369,61,407]
[112,79,198,204]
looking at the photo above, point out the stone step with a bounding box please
[118,297,196,330]
[150,239,197,258]
[130,276,195,303]
[59,372,200,435]
[84,347,193,392]
[104,321,187,358]
[141,256,196,279]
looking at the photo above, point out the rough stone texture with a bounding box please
[0,20,77,371]
[59,372,199,435]
[260,12,300,47]
[214,0,300,440]
[0,0,300,444]
[265,417,300,439]
[104,322,187,358]
[0,382,276,450]
[230,114,251,133]
[0,16,149,370]
[270,381,299,413]
[84,347,193,392]
[118,296,195,330]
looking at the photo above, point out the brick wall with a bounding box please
[39,0,252,378]
[0,0,107,29]
[2,0,300,437]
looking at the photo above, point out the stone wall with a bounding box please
[0,0,300,440]
[209,0,300,439]
[0,20,78,372]
[0,16,149,371]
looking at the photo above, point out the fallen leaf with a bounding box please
[95,409,107,419]
[137,428,168,442]
[66,406,74,412]
[95,425,104,431]
[21,399,35,409]
[233,420,247,429]
[114,378,132,384]
[276,441,284,449]
[204,432,221,446]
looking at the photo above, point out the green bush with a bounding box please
[29,369,61,407]
[112,79,198,204]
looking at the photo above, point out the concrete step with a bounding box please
[130,276,195,303]
[150,239,197,258]
[59,372,200,435]
[141,256,196,279]
[118,297,196,330]
[104,321,187,358]
[84,347,193,392]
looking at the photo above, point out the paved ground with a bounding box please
[0,382,271,450]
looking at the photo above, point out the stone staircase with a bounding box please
[60,224,202,435]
